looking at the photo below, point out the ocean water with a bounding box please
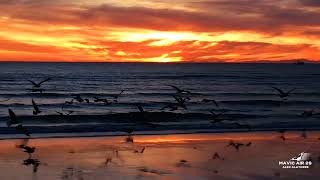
[0,62,320,137]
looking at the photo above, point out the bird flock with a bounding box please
[1,77,320,176]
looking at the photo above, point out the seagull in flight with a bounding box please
[209,110,228,124]
[7,109,31,136]
[202,99,219,107]
[28,78,51,88]
[173,95,188,110]
[32,99,41,115]
[112,90,125,102]
[272,87,296,99]
[94,97,111,105]
[56,110,74,117]
[168,85,191,94]
[212,152,224,160]
[227,140,252,151]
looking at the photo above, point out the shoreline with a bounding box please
[0,128,319,141]
[0,131,319,180]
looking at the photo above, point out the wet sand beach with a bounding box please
[0,131,319,180]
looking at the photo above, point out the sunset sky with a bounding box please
[1,0,320,62]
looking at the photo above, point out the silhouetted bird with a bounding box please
[232,122,252,131]
[168,85,191,94]
[246,142,252,147]
[227,140,251,151]
[7,109,19,127]
[73,95,84,103]
[7,109,31,136]
[84,98,90,104]
[202,99,219,107]
[173,95,188,110]
[272,87,296,99]
[301,109,319,118]
[134,147,145,153]
[161,103,179,111]
[23,158,40,173]
[136,104,145,113]
[112,90,125,102]
[28,78,51,88]
[277,130,286,141]
[64,99,74,105]
[94,97,111,105]
[125,136,134,143]
[16,124,31,136]
[32,99,41,115]
[56,110,74,116]
[209,110,226,124]
[212,152,224,160]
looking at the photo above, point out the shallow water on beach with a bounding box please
[0,132,319,180]
[0,63,320,136]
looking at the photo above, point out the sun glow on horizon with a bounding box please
[0,0,320,62]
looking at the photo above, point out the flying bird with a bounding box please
[227,140,251,151]
[173,95,188,110]
[300,109,320,118]
[134,147,145,153]
[232,122,252,131]
[94,97,111,105]
[28,78,51,88]
[209,110,227,124]
[161,103,179,111]
[73,95,84,103]
[272,87,296,99]
[212,152,224,160]
[7,109,31,136]
[136,104,145,113]
[32,99,41,115]
[56,110,74,116]
[112,90,125,102]
[277,129,286,141]
[168,85,191,94]
[7,109,19,127]
[202,99,219,107]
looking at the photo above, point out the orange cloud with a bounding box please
[0,0,319,62]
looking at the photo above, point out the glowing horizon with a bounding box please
[1,0,320,63]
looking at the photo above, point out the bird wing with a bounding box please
[32,99,40,112]
[212,100,219,107]
[272,87,285,95]
[28,80,37,86]
[287,88,296,94]
[136,105,144,112]
[55,111,64,115]
[39,78,51,85]
[168,85,181,92]
[7,109,19,127]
